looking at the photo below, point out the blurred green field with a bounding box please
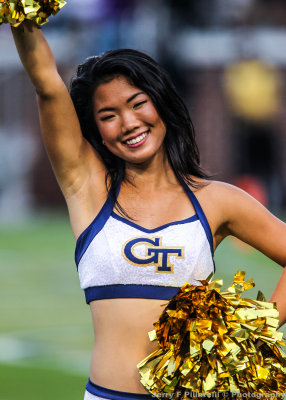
[0,213,285,399]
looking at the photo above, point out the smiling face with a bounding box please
[93,75,166,165]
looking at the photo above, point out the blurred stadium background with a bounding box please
[1,0,286,398]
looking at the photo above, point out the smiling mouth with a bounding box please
[124,130,150,146]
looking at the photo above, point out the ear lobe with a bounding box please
[102,139,105,145]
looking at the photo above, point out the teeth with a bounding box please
[126,132,148,145]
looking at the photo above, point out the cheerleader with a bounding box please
[9,19,286,400]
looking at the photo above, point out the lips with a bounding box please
[123,130,150,146]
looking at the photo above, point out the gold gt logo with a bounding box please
[122,237,184,273]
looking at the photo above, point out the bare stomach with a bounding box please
[89,298,167,393]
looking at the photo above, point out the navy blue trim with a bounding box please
[75,185,121,267]
[111,212,198,233]
[181,182,214,256]
[75,198,113,267]
[84,284,180,304]
[86,379,155,400]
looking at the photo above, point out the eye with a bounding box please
[101,114,115,121]
[133,100,147,109]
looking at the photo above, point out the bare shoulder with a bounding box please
[190,178,286,264]
[190,178,270,250]
[191,179,230,205]
[193,179,255,208]
[188,179,231,238]
[195,178,271,225]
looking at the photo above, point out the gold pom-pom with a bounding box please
[137,271,286,398]
[0,0,66,27]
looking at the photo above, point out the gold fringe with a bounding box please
[137,271,286,399]
[0,0,66,27]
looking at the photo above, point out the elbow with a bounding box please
[35,76,66,99]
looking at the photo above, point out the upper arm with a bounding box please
[37,77,105,197]
[216,183,286,266]
[11,21,106,201]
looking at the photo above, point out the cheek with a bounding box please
[150,110,166,133]
[96,122,107,138]
[142,105,165,129]
[144,105,159,121]
[96,121,116,142]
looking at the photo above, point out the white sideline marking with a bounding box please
[0,334,90,375]
[0,336,37,362]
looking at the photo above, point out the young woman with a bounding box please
[11,20,286,400]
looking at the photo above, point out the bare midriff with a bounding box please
[89,298,167,393]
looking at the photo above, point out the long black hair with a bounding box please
[70,49,209,216]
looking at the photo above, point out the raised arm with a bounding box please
[11,21,105,198]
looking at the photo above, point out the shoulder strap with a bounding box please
[181,181,214,256]
[75,182,122,266]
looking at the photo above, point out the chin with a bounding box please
[108,140,165,165]
[125,150,164,165]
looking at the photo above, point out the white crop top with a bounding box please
[75,182,215,304]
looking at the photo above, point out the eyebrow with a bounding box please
[97,91,145,114]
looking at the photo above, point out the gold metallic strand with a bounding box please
[0,0,66,26]
[137,271,286,399]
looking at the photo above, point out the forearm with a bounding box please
[11,20,62,96]
[269,267,286,328]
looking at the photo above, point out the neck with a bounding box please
[124,149,177,190]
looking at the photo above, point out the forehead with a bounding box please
[93,76,143,108]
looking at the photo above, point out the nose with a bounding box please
[121,110,140,135]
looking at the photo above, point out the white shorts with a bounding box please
[84,391,105,400]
